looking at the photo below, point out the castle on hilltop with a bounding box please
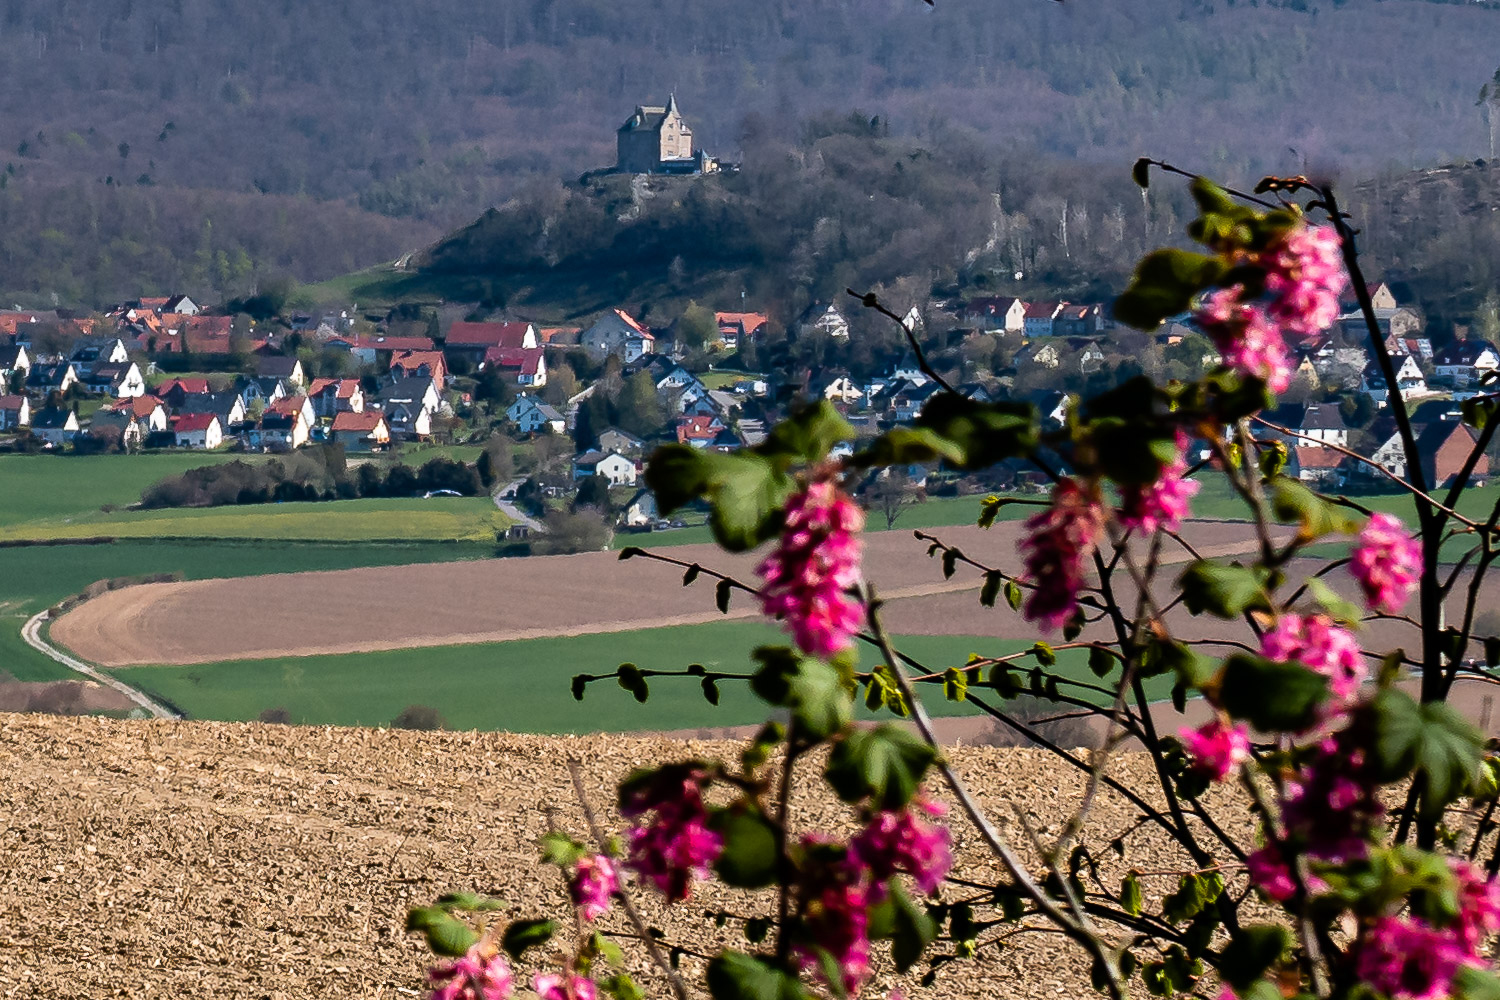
[615,95,719,175]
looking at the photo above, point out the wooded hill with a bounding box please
[3,0,1500,307]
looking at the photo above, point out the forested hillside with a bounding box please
[3,0,1500,306]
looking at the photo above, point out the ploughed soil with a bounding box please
[50,521,1272,666]
[0,713,1253,1000]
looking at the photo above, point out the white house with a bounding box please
[1361,356,1428,405]
[573,450,638,486]
[1433,339,1500,389]
[963,296,1027,333]
[507,394,566,435]
[173,413,223,449]
[30,407,78,445]
[69,336,130,365]
[81,361,146,398]
[1296,403,1349,448]
[0,344,30,382]
[800,304,850,340]
[620,489,660,527]
[0,393,29,429]
[582,310,655,363]
[1023,301,1064,337]
[819,375,865,406]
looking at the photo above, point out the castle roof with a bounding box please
[618,94,680,133]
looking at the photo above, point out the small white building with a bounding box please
[573,450,638,486]
[29,407,78,445]
[506,394,566,435]
[174,413,223,449]
[582,310,655,363]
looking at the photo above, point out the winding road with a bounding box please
[21,611,180,719]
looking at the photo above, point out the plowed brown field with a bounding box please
[0,713,1251,999]
[51,521,1273,667]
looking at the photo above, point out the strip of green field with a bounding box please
[0,496,510,543]
[0,539,494,682]
[111,621,1169,734]
[0,452,262,527]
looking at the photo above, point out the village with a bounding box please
[0,274,1492,539]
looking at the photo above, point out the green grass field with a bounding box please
[111,621,1157,734]
[0,452,259,527]
[0,496,511,543]
[0,539,494,682]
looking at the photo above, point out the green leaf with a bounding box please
[824,723,938,809]
[1218,924,1290,991]
[1486,635,1500,669]
[889,881,938,972]
[1454,966,1500,1000]
[683,563,701,586]
[701,676,721,706]
[501,918,557,961]
[749,647,851,740]
[1368,689,1484,813]
[1462,395,1500,432]
[1121,874,1143,916]
[706,951,808,1000]
[914,395,1037,470]
[1005,579,1023,611]
[1219,654,1328,732]
[702,451,794,553]
[716,578,733,613]
[759,400,855,466]
[601,973,646,1000]
[1113,248,1226,331]
[1177,561,1270,619]
[1030,641,1057,667]
[643,445,713,516]
[617,546,645,560]
[980,570,1002,608]
[943,667,968,702]
[434,891,507,912]
[988,665,1023,699]
[942,548,959,579]
[1089,645,1117,678]
[406,906,479,957]
[744,917,771,944]
[710,808,781,889]
[851,426,967,468]
[1304,577,1361,624]
[1270,477,1359,538]
[539,830,587,867]
[571,674,588,701]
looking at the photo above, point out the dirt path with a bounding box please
[20,611,180,717]
[50,520,1273,667]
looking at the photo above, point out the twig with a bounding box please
[846,287,956,393]
[566,759,690,1000]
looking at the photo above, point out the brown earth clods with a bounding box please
[50,521,1272,667]
[0,713,1251,1000]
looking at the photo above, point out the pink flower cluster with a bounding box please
[567,854,618,922]
[794,800,954,994]
[1353,859,1500,1000]
[620,767,723,903]
[1264,224,1346,338]
[1019,478,1105,632]
[427,945,513,1000]
[848,797,954,895]
[757,480,864,659]
[1192,223,1346,393]
[1350,512,1421,614]
[1260,613,1367,704]
[1180,718,1250,782]
[1197,287,1295,394]
[533,974,597,1000]
[1118,432,1201,535]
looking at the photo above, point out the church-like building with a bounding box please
[616,95,719,175]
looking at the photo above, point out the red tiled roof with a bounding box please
[336,334,436,353]
[308,377,358,398]
[173,412,219,433]
[484,346,544,375]
[267,395,309,416]
[715,312,769,333]
[676,415,721,442]
[446,321,533,349]
[1024,301,1063,318]
[0,394,25,411]
[332,411,386,433]
[612,309,652,337]
[111,394,164,418]
[1294,447,1345,470]
[160,377,211,394]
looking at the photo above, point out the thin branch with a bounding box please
[846,287,956,393]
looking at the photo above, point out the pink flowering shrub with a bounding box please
[405,173,1500,1000]
[1351,512,1422,614]
[757,479,865,658]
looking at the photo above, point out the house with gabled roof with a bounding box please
[715,312,769,349]
[378,377,441,439]
[109,394,168,432]
[177,391,247,429]
[26,362,78,395]
[445,321,539,366]
[80,361,146,398]
[616,95,717,175]
[1433,339,1500,389]
[29,406,78,445]
[0,393,29,429]
[389,349,448,387]
[256,355,306,387]
[573,449,638,486]
[1289,446,1347,485]
[88,409,144,451]
[798,303,850,340]
[173,412,223,449]
[331,411,390,450]
[962,296,1027,333]
[676,414,725,448]
[1023,301,1065,338]
[483,346,547,387]
[157,377,212,408]
[582,310,655,363]
[506,393,566,435]
[234,375,287,410]
[0,343,29,383]
[307,378,365,418]
[1360,355,1427,405]
[69,336,129,365]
